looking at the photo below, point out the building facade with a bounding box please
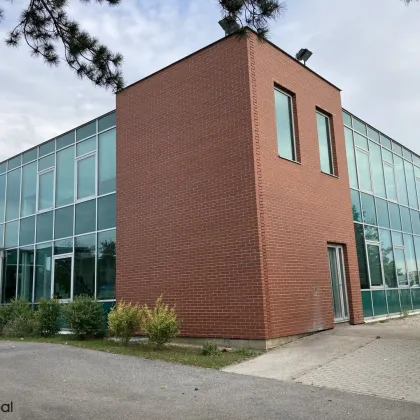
[0,29,418,348]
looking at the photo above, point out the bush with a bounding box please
[3,298,36,338]
[202,341,221,356]
[35,298,61,337]
[108,301,142,346]
[0,305,11,334]
[63,295,105,339]
[141,296,181,347]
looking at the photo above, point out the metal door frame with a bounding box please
[51,253,73,302]
[328,245,350,323]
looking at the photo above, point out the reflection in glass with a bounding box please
[21,162,37,216]
[0,174,5,222]
[39,140,55,157]
[404,160,418,209]
[6,168,21,221]
[56,131,74,150]
[5,220,19,248]
[39,170,54,210]
[36,211,53,243]
[404,235,418,286]
[34,243,52,301]
[97,229,116,299]
[364,225,379,242]
[369,142,386,197]
[367,244,383,286]
[18,246,34,300]
[394,155,408,206]
[2,249,18,303]
[354,224,369,289]
[54,206,74,239]
[389,203,402,231]
[98,112,116,132]
[56,146,74,206]
[274,89,295,161]
[356,149,372,192]
[97,194,116,230]
[400,206,412,233]
[98,129,116,195]
[351,189,361,222]
[53,257,72,300]
[75,200,96,235]
[379,229,397,288]
[54,238,73,255]
[345,128,358,189]
[411,210,420,235]
[383,163,397,201]
[22,148,37,164]
[19,216,35,246]
[76,121,96,141]
[77,155,95,199]
[74,234,95,297]
[316,112,333,174]
[375,198,389,228]
[361,193,377,225]
[395,248,408,286]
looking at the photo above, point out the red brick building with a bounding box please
[116,29,364,349]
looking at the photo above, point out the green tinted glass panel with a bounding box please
[8,155,21,170]
[382,149,393,164]
[372,291,387,316]
[413,155,420,167]
[98,112,116,132]
[342,111,352,127]
[365,225,379,242]
[34,243,52,301]
[412,289,420,310]
[97,229,116,300]
[361,291,373,318]
[404,234,418,286]
[39,140,55,157]
[97,194,116,230]
[351,190,362,222]
[361,193,377,225]
[353,118,367,135]
[0,174,5,222]
[56,131,74,150]
[54,237,73,255]
[355,224,369,289]
[36,211,53,243]
[411,210,420,235]
[387,290,400,314]
[54,206,74,239]
[400,206,412,233]
[389,203,402,231]
[414,237,420,285]
[400,289,412,311]
[56,146,74,207]
[394,248,408,286]
[22,148,37,163]
[345,128,358,189]
[369,141,386,197]
[354,133,368,150]
[18,246,34,301]
[98,128,116,195]
[21,162,37,216]
[375,198,389,228]
[394,156,408,205]
[76,137,96,157]
[74,234,96,297]
[380,229,397,287]
[274,89,295,161]
[392,231,403,246]
[39,154,55,171]
[6,168,21,221]
[5,220,18,248]
[75,200,96,235]
[392,142,403,156]
[356,149,372,192]
[367,126,380,142]
[380,135,392,149]
[316,113,333,174]
[0,224,3,247]
[76,121,96,141]
[367,244,383,286]
[383,163,397,201]
[38,170,54,210]
[2,249,18,303]
[77,156,95,199]
[403,148,412,161]
[0,162,5,174]
[19,216,35,246]
[404,160,417,209]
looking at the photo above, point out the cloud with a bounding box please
[0,0,419,161]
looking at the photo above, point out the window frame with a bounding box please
[316,110,335,175]
[355,146,373,194]
[37,167,55,213]
[75,149,97,203]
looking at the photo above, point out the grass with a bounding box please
[0,335,256,369]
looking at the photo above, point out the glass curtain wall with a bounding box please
[344,110,420,317]
[0,111,116,304]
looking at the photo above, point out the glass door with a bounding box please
[52,254,73,301]
[328,245,349,322]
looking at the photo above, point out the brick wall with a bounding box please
[116,36,269,339]
[246,32,364,337]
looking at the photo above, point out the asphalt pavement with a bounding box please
[0,341,419,420]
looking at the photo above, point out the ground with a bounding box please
[1,340,419,420]
[224,315,420,404]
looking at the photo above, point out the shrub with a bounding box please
[35,298,61,337]
[63,295,105,339]
[0,305,11,334]
[202,341,221,356]
[3,298,36,338]
[141,296,181,347]
[108,301,142,346]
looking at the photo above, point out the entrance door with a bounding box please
[52,255,73,301]
[328,245,349,322]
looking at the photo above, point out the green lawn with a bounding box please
[0,336,257,369]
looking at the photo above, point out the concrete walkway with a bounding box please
[223,316,420,404]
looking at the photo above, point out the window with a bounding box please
[383,162,397,201]
[97,194,116,230]
[74,234,96,297]
[389,203,402,231]
[360,193,377,225]
[54,206,74,239]
[316,111,334,174]
[56,146,74,207]
[382,149,393,164]
[0,174,6,223]
[367,244,383,287]
[8,155,21,170]
[375,198,390,228]
[19,216,35,246]
[38,170,54,210]
[356,149,372,192]
[394,155,409,206]
[36,211,53,243]
[18,246,34,300]
[6,168,21,221]
[5,220,18,248]
[380,135,392,149]
[411,210,420,235]
[54,238,73,255]
[38,154,55,171]
[345,128,358,189]
[394,248,408,286]
[2,249,18,303]
[56,131,74,150]
[77,155,95,200]
[354,133,368,150]
[353,118,367,135]
[98,129,116,195]
[354,224,369,289]
[392,142,403,156]
[76,137,96,157]
[404,235,418,286]
[369,142,386,198]
[400,206,412,233]
[98,112,116,132]
[21,162,37,216]
[97,229,116,299]
[351,189,362,222]
[39,140,55,157]
[76,121,96,141]
[367,126,380,143]
[379,229,397,288]
[34,243,52,302]
[75,200,96,235]
[274,89,296,161]
[22,149,37,164]
[404,160,418,209]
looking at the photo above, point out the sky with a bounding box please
[0,0,419,161]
